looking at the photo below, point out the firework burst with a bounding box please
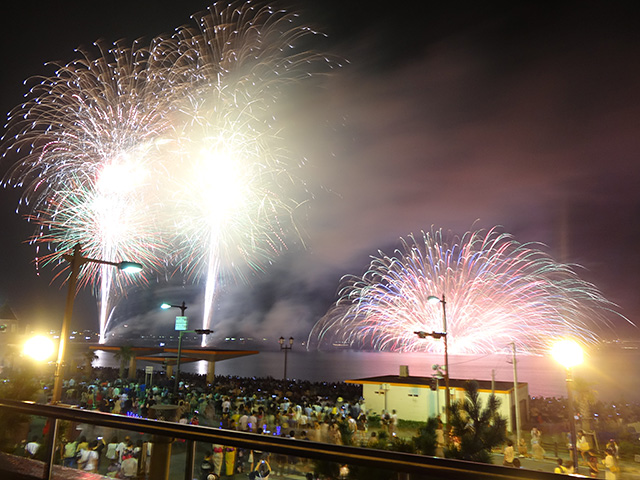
[2,2,337,342]
[1,38,175,342]
[160,2,336,339]
[308,227,629,354]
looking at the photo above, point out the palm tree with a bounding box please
[446,380,507,463]
[82,350,98,379]
[114,346,133,380]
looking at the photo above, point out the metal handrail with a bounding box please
[0,398,560,480]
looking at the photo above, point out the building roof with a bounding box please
[345,374,526,393]
[0,303,18,322]
[90,345,259,364]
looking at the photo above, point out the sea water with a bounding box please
[92,348,639,402]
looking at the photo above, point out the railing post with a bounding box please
[149,435,173,480]
[148,404,179,480]
[43,418,60,480]
[185,439,196,480]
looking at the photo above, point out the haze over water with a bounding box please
[94,349,637,403]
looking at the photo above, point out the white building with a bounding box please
[346,367,528,433]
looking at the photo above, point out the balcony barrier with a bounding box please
[0,398,562,480]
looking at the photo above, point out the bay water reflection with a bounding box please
[93,348,638,402]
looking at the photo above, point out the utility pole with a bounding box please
[512,342,522,450]
[491,369,495,395]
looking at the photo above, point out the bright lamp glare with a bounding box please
[551,339,584,369]
[24,335,55,361]
[118,261,143,273]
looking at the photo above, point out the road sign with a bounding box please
[175,316,188,331]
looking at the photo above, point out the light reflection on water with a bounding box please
[93,348,637,402]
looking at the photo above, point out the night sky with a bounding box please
[0,1,639,343]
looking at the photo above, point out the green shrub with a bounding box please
[368,414,381,428]
[618,440,640,459]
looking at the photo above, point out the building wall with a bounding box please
[362,381,528,432]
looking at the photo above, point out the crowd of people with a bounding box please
[59,434,143,478]
[502,426,622,479]
[16,366,638,479]
[24,367,368,478]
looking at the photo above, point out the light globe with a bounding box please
[551,339,584,369]
[24,335,55,361]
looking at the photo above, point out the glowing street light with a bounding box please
[415,293,450,427]
[279,336,294,380]
[51,243,142,404]
[161,301,187,317]
[24,335,55,362]
[552,339,584,473]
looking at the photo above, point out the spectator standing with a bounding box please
[119,451,138,479]
[603,448,619,480]
[105,436,119,466]
[25,436,40,459]
[389,410,398,436]
[62,438,78,468]
[530,427,544,460]
[82,441,99,473]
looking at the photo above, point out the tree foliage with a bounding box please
[413,417,438,456]
[114,345,133,379]
[446,380,507,463]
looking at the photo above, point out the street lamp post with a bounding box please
[174,329,212,398]
[552,339,584,474]
[161,301,187,317]
[415,293,450,427]
[279,336,293,380]
[52,243,142,404]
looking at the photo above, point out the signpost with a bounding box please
[175,316,188,331]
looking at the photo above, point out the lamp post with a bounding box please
[552,339,584,474]
[414,293,450,427]
[279,336,294,380]
[161,301,187,317]
[174,329,212,398]
[52,243,142,404]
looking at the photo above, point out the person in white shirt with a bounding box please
[238,413,249,431]
[116,436,131,462]
[248,412,258,432]
[389,410,398,436]
[105,436,119,463]
[25,436,40,458]
[120,452,138,478]
[82,441,100,473]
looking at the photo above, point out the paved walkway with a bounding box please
[490,453,640,478]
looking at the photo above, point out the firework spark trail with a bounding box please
[163,2,337,341]
[2,2,338,342]
[2,39,175,342]
[308,227,629,354]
